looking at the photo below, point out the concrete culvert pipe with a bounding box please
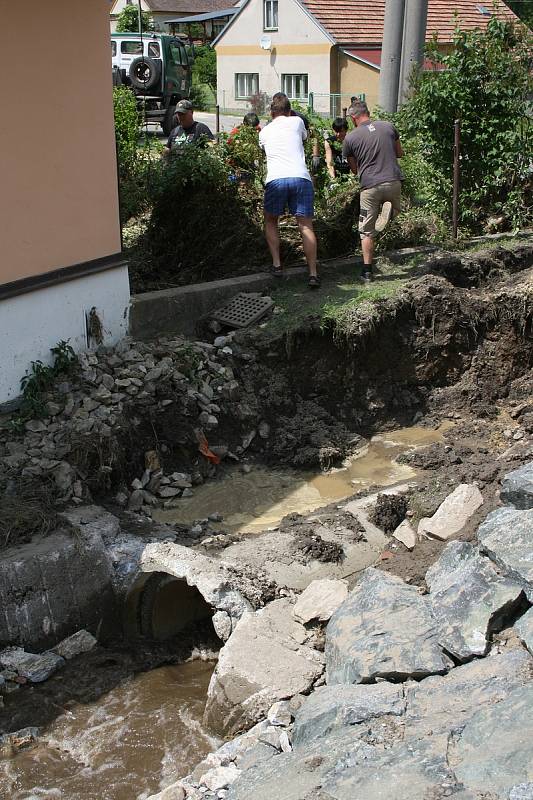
[126,572,215,641]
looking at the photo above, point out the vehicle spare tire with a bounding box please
[128,56,161,91]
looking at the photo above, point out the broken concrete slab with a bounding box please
[450,685,533,797]
[426,541,525,660]
[204,599,324,737]
[138,541,253,637]
[392,519,416,550]
[478,507,533,600]
[515,608,533,654]
[292,682,405,748]
[218,524,387,592]
[325,568,451,685]
[0,520,117,651]
[293,579,348,625]
[418,483,483,541]
[500,461,533,509]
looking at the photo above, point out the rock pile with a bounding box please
[0,630,96,705]
[150,461,533,800]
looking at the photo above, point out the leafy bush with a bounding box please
[113,86,155,222]
[192,45,217,93]
[399,18,533,231]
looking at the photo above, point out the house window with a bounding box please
[281,74,308,100]
[264,0,278,30]
[235,73,259,99]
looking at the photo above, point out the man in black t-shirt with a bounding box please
[162,99,214,157]
[343,100,403,282]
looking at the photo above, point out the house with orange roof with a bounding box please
[213,0,517,114]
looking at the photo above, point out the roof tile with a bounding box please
[301,0,517,43]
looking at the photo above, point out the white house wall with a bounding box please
[215,0,333,113]
[0,267,130,406]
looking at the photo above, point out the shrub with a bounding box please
[400,18,533,231]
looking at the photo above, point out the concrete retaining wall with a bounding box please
[0,528,118,651]
[129,270,307,340]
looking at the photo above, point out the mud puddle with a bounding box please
[156,425,449,534]
[0,660,218,800]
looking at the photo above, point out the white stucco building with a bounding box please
[214,0,518,116]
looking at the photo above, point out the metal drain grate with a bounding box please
[211,293,274,328]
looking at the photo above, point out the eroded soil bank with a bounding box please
[0,242,532,798]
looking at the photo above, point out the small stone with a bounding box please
[293,579,349,625]
[418,484,484,541]
[158,487,181,499]
[513,430,525,441]
[45,402,62,417]
[25,420,47,433]
[53,630,97,660]
[0,648,64,683]
[128,489,144,511]
[182,488,194,498]
[131,478,143,490]
[267,700,292,727]
[170,473,193,488]
[392,519,417,550]
[199,764,241,792]
[279,730,292,752]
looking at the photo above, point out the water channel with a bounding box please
[0,424,447,800]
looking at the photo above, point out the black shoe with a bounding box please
[361,268,373,283]
[308,275,321,289]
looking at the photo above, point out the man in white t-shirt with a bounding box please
[259,93,320,288]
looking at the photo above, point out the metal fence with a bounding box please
[216,90,366,119]
[308,92,366,118]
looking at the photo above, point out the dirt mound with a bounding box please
[369,493,408,534]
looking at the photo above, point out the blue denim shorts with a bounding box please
[264,177,314,218]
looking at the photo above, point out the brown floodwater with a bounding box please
[0,661,219,800]
[156,424,449,534]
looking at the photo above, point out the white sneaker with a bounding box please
[375,201,393,233]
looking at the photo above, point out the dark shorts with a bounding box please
[264,178,314,218]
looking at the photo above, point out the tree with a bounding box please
[192,45,217,93]
[401,18,533,230]
[115,5,155,33]
[504,1,533,29]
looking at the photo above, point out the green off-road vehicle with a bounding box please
[111,32,193,135]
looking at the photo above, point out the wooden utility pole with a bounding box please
[452,119,461,239]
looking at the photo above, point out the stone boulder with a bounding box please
[404,648,533,739]
[478,508,533,600]
[418,483,483,541]
[450,686,533,797]
[500,461,533,509]
[515,608,533,654]
[325,568,450,685]
[226,650,533,800]
[426,541,524,660]
[293,682,405,747]
[204,599,324,737]
[0,647,64,683]
[293,579,348,625]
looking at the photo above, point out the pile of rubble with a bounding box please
[0,334,263,516]
[147,462,533,800]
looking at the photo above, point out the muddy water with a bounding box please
[156,425,448,534]
[0,661,219,800]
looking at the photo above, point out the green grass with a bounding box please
[262,257,417,338]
